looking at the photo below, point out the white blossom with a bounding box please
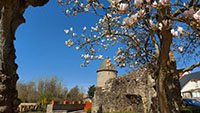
[70,27,73,32]
[84,8,88,12]
[193,9,200,22]
[83,26,87,31]
[70,42,74,46]
[81,3,84,8]
[84,54,90,59]
[81,54,84,58]
[107,13,112,18]
[86,60,90,64]
[152,1,158,7]
[95,56,98,59]
[91,55,94,59]
[66,10,70,14]
[64,29,69,34]
[76,47,79,50]
[72,33,77,37]
[158,23,163,30]
[98,55,103,59]
[177,26,183,34]
[178,47,183,53]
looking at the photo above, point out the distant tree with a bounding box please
[17,76,69,103]
[26,81,39,102]
[67,86,84,103]
[61,87,68,100]
[38,77,45,94]
[17,76,85,106]
[88,85,96,100]
[17,82,29,102]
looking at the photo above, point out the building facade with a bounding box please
[180,71,200,98]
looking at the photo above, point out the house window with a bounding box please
[197,92,200,98]
[192,92,200,98]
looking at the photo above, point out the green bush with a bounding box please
[87,108,91,113]
[181,106,200,113]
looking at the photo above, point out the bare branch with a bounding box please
[178,62,200,73]
[25,0,49,7]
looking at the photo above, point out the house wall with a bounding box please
[181,80,200,98]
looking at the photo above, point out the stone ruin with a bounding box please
[92,62,157,113]
[92,57,182,113]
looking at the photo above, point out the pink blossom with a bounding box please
[146,0,150,3]
[159,0,170,5]
[134,0,143,7]
[123,14,138,28]
[193,9,200,22]
[184,7,195,18]
[118,3,128,14]
[123,17,133,28]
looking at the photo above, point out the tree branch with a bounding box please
[25,0,49,7]
[178,62,200,73]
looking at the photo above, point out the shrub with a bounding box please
[87,108,91,113]
[181,106,200,113]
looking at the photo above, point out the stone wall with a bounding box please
[92,63,158,113]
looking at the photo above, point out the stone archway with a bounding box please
[0,0,48,112]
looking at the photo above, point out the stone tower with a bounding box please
[97,58,117,87]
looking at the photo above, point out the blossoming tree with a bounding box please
[59,0,200,112]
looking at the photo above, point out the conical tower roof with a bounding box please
[97,58,117,73]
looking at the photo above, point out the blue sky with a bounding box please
[15,0,127,91]
[15,0,199,91]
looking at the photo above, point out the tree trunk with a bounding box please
[158,68,171,113]
[157,67,182,113]
[156,22,182,112]
[0,0,48,112]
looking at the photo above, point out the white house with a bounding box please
[180,71,200,98]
